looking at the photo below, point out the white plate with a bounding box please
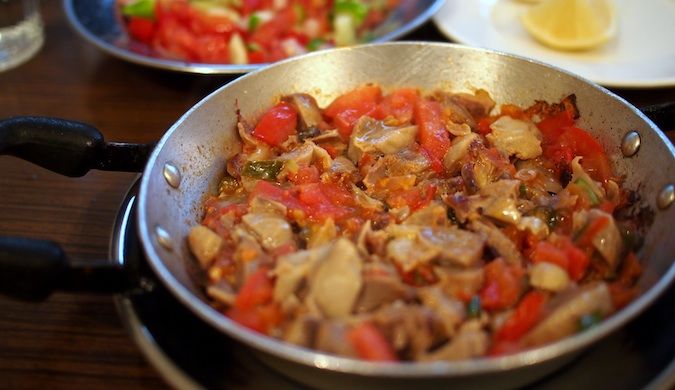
[432,0,675,88]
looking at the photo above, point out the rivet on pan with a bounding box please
[163,162,182,188]
[155,225,173,251]
[657,184,674,210]
[621,131,641,157]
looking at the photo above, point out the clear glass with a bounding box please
[0,0,43,72]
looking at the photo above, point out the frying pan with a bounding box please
[0,43,674,389]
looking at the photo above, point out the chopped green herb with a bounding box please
[247,42,262,52]
[468,295,481,318]
[579,312,603,331]
[306,38,325,51]
[334,0,369,25]
[293,3,306,22]
[242,160,284,181]
[122,0,156,18]
[574,178,600,206]
[248,14,261,32]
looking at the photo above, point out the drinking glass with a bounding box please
[0,0,43,72]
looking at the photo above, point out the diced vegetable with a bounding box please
[467,295,482,318]
[479,258,525,311]
[187,86,642,362]
[414,97,451,162]
[242,160,284,180]
[495,290,548,342]
[252,102,298,146]
[122,0,156,18]
[347,322,398,361]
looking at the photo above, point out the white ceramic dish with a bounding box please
[432,0,675,88]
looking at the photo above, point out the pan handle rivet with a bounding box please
[155,225,173,251]
[657,184,674,210]
[621,131,641,157]
[163,163,182,188]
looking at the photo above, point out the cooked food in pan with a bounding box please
[116,0,399,64]
[188,84,643,361]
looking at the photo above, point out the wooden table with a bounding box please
[0,2,673,389]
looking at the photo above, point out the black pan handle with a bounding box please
[0,116,154,301]
[0,116,154,176]
[640,101,675,132]
[0,237,132,301]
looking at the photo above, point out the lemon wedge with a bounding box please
[521,0,617,51]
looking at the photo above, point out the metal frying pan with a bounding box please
[0,43,673,389]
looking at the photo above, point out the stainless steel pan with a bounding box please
[1,43,674,389]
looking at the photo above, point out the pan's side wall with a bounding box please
[138,43,675,384]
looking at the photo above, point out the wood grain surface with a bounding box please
[0,2,673,389]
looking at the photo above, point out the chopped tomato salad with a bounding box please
[187,85,644,361]
[117,0,399,64]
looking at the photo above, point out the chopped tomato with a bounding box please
[127,17,156,44]
[575,214,610,248]
[154,16,199,60]
[398,263,438,287]
[537,111,575,142]
[189,8,238,34]
[531,237,589,282]
[414,97,451,162]
[531,241,569,270]
[234,267,273,311]
[347,323,398,361]
[323,85,382,138]
[557,236,589,281]
[419,146,444,174]
[252,102,298,146]
[228,267,283,333]
[194,33,230,63]
[494,290,548,343]
[387,183,436,211]
[540,118,613,183]
[480,258,525,311]
[288,165,320,184]
[249,181,303,212]
[610,252,642,309]
[249,8,296,49]
[372,88,418,123]
[297,182,354,221]
[477,117,496,135]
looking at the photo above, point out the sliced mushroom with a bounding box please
[470,219,524,266]
[403,201,449,227]
[347,116,418,162]
[480,179,522,225]
[487,116,542,160]
[283,93,324,133]
[419,226,485,267]
[242,213,294,250]
[355,272,413,313]
[309,238,363,318]
[447,89,496,120]
[188,225,224,267]
[419,326,489,361]
[417,287,466,336]
[273,244,331,302]
[520,282,614,347]
[443,132,481,175]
